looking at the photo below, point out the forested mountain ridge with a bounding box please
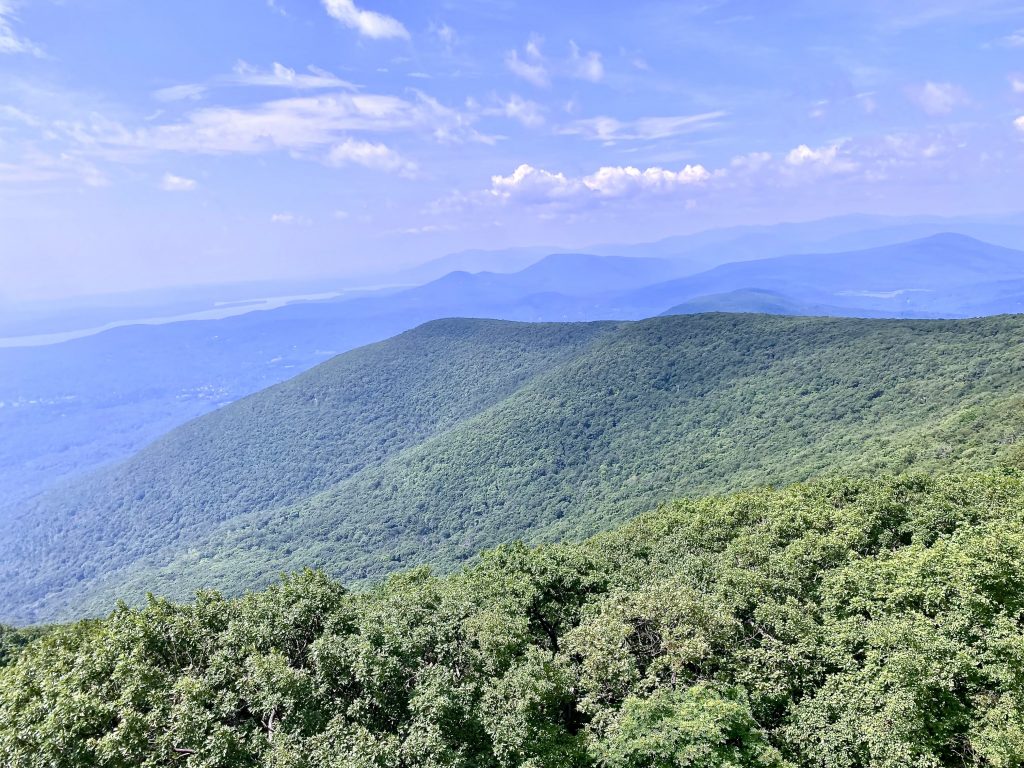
[2,466,1023,766]
[6,233,1024,515]
[4,313,1024,625]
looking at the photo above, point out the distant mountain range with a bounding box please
[2,220,1024,515]
[3,313,1023,624]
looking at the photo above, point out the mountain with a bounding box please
[0,254,675,512]
[392,244,561,284]
[589,213,1024,271]
[623,234,1024,317]
[4,233,1023,516]
[3,312,1024,624]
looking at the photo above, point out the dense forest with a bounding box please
[2,465,1023,766]
[3,313,1024,624]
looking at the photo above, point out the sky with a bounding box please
[1,0,1024,301]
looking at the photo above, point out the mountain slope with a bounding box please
[4,313,1024,624]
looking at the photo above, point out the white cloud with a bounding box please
[1001,29,1024,46]
[506,37,606,87]
[730,151,773,171]
[1012,75,1024,94]
[490,94,545,128]
[908,81,968,115]
[1015,116,1024,134]
[322,0,408,40]
[784,143,859,174]
[270,212,311,225]
[568,41,603,82]
[560,111,726,142]
[857,92,878,114]
[0,150,108,187]
[430,22,456,53]
[0,1,43,57]
[505,48,549,88]
[326,138,416,175]
[230,61,357,90]
[160,172,197,191]
[69,90,489,157]
[489,162,712,204]
[153,84,208,103]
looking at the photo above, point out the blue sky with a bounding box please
[2,0,1024,300]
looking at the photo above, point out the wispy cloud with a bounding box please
[0,1,43,57]
[270,212,311,225]
[908,81,968,115]
[153,84,208,103]
[153,62,355,103]
[505,39,549,87]
[1015,116,1024,134]
[160,172,197,191]
[229,61,357,90]
[66,90,490,158]
[322,0,409,40]
[1003,29,1024,46]
[568,41,603,82]
[487,94,545,128]
[560,111,726,142]
[326,138,416,175]
[505,36,606,87]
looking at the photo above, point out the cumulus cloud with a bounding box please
[568,41,603,82]
[322,0,409,40]
[0,1,43,56]
[785,143,858,173]
[560,111,726,142]
[326,138,416,175]
[489,162,712,204]
[1015,116,1024,134]
[160,172,197,191]
[909,81,968,115]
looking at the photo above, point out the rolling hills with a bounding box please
[3,312,1024,624]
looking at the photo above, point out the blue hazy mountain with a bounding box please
[589,213,1024,272]
[625,234,1024,317]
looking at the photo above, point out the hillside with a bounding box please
[3,313,1024,624]
[3,467,1023,766]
